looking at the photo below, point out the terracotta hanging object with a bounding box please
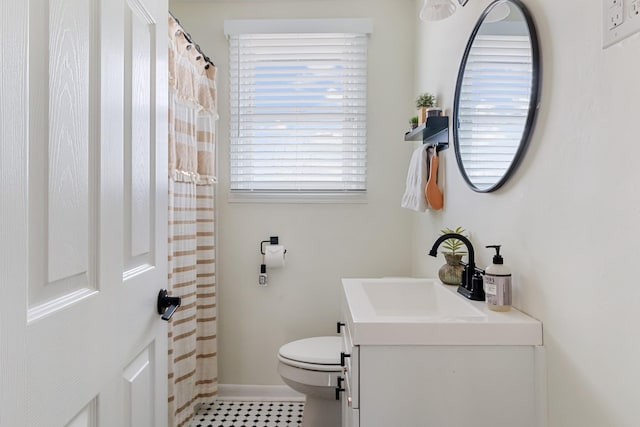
[425,148,444,210]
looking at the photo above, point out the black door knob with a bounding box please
[157,289,181,321]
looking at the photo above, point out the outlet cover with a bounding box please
[609,1,624,29]
[603,0,640,47]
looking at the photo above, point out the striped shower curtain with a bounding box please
[167,15,218,427]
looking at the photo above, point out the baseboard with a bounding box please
[216,384,305,402]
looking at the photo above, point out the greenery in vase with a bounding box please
[440,227,468,256]
[415,92,437,109]
[409,116,418,126]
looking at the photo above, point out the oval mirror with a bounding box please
[453,0,540,192]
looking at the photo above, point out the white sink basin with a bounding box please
[362,279,483,319]
[342,278,542,346]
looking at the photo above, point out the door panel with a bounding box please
[123,346,156,427]
[46,0,94,284]
[0,0,169,425]
[65,400,98,427]
[28,0,99,313]
[124,0,155,269]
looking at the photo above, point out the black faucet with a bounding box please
[429,233,485,301]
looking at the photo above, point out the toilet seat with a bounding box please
[278,336,342,372]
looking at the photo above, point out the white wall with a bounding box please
[169,0,416,385]
[412,1,640,426]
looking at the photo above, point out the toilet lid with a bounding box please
[278,336,342,366]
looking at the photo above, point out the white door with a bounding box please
[0,0,169,425]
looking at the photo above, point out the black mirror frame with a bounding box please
[452,0,541,193]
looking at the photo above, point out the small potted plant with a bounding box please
[415,92,441,125]
[409,115,419,130]
[438,226,468,286]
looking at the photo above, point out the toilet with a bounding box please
[277,336,343,427]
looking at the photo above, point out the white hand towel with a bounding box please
[401,145,430,212]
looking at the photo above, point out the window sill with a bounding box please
[227,191,368,204]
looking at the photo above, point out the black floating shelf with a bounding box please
[404,116,449,150]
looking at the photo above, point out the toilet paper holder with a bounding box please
[260,236,287,255]
[259,236,287,286]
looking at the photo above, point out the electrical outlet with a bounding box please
[603,0,640,47]
[631,0,640,17]
[608,0,624,29]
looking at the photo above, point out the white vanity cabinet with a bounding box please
[340,278,545,427]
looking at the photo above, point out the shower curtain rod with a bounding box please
[169,11,215,68]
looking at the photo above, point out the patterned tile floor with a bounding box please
[189,401,305,427]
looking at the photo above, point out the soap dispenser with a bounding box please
[484,245,512,312]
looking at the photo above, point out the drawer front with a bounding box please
[341,318,354,354]
[340,319,359,409]
[341,363,359,427]
[341,398,359,427]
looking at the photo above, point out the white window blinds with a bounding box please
[457,34,533,189]
[227,23,369,194]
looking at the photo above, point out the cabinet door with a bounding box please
[359,346,537,427]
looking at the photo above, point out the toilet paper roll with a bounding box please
[264,245,286,268]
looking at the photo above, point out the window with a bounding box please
[225,19,372,196]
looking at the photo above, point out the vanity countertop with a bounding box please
[341,277,542,346]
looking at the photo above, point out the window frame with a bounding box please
[224,19,373,202]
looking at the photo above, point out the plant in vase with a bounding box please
[438,226,468,286]
[415,92,440,125]
[409,115,419,130]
